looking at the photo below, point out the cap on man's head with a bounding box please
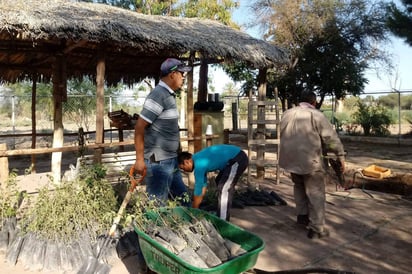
[160,58,192,76]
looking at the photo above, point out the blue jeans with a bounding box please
[144,157,189,206]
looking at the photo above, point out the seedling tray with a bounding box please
[133,207,264,274]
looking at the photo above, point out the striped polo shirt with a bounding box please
[139,81,180,161]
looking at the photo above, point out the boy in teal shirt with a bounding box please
[178,144,248,221]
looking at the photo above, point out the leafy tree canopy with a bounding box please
[227,0,391,109]
[387,0,412,46]
[82,0,239,27]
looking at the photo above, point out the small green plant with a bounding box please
[79,163,107,186]
[406,118,412,136]
[130,190,191,233]
[21,165,118,243]
[0,171,25,226]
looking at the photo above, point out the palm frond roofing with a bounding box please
[0,0,287,85]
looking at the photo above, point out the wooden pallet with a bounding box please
[73,150,136,184]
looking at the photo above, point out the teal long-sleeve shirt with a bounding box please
[192,144,242,196]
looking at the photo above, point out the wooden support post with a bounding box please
[197,57,208,103]
[118,129,124,152]
[0,143,8,184]
[95,51,105,163]
[51,54,66,183]
[223,129,229,144]
[256,68,267,179]
[206,135,213,147]
[31,75,37,173]
[187,52,195,153]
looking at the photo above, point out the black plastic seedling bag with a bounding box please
[18,233,36,268]
[27,238,46,271]
[5,233,23,265]
[0,230,8,252]
[0,217,17,253]
[76,256,110,274]
[43,240,61,272]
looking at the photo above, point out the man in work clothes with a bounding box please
[279,91,345,239]
[134,58,192,205]
[178,144,248,221]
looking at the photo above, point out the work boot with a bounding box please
[307,228,330,239]
[297,214,309,226]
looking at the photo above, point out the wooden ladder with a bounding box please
[247,95,280,184]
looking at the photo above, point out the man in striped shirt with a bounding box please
[133,58,192,205]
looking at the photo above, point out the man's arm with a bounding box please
[318,114,346,173]
[134,117,149,175]
[192,187,207,208]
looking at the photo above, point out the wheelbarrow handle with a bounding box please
[109,166,146,237]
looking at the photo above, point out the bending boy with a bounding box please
[178,144,248,221]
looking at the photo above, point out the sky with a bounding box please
[211,0,412,94]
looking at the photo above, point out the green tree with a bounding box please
[377,93,399,109]
[221,61,257,97]
[100,0,239,26]
[64,77,122,131]
[220,82,238,97]
[377,93,412,110]
[81,0,136,10]
[134,0,177,15]
[387,0,412,46]
[4,81,53,120]
[241,0,390,109]
[174,0,239,27]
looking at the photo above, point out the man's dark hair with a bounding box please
[300,91,317,105]
[177,151,192,164]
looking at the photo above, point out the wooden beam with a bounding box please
[0,135,220,157]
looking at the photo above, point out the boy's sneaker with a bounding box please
[307,228,330,239]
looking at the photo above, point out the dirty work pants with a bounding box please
[215,150,248,221]
[291,170,326,233]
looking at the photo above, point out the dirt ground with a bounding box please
[1,137,412,273]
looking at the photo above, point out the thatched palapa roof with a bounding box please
[0,0,287,85]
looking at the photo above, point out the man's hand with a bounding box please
[329,158,345,187]
[134,159,146,176]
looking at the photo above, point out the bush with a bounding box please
[21,165,118,243]
[0,171,25,225]
[333,112,352,132]
[351,99,393,136]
